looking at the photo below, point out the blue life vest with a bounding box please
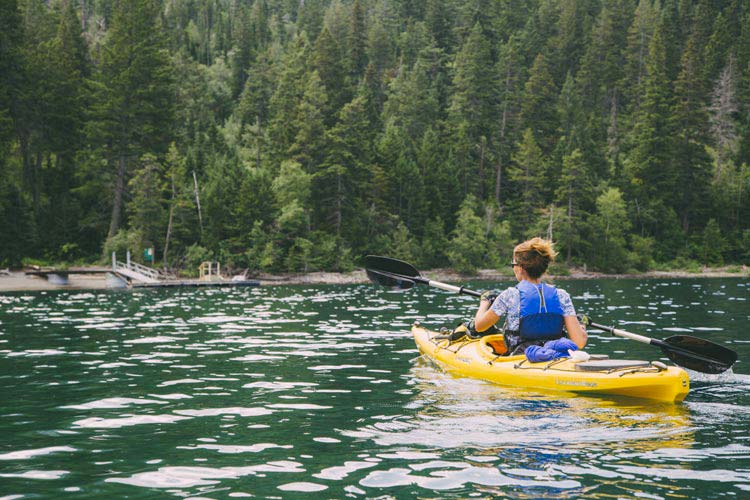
[517,280,565,341]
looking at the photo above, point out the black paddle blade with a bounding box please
[660,335,738,374]
[365,268,416,291]
[364,255,421,278]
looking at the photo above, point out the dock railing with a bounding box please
[112,252,164,283]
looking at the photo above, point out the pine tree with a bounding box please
[671,32,712,234]
[447,195,487,274]
[623,28,674,237]
[520,53,559,156]
[89,0,175,242]
[576,0,632,171]
[317,95,372,243]
[313,26,349,122]
[127,153,166,256]
[382,49,441,148]
[448,22,497,200]
[550,0,594,82]
[289,71,328,172]
[555,149,593,264]
[508,129,547,233]
[449,22,496,143]
[38,0,89,258]
[230,2,253,98]
[623,0,659,113]
[493,35,525,209]
[587,187,631,272]
[347,0,368,79]
[0,0,28,266]
[425,0,455,52]
[237,52,274,170]
[268,33,310,163]
[376,119,424,230]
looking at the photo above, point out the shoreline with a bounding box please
[0,266,748,293]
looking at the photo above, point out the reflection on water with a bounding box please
[0,279,749,498]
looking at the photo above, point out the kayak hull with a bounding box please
[412,324,690,403]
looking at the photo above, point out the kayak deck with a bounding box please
[412,324,690,403]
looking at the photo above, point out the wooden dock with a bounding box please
[25,267,112,285]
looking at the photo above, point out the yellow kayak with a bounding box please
[412,323,690,403]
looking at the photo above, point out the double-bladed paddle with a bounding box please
[364,254,738,374]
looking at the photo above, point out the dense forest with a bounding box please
[1,0,749,274]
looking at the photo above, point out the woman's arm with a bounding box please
[564,315,587,348]
[474,299,501,332]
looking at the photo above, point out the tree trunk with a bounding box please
[256,115,262,169]
[495,84,509,207]
[335,172,343,237]
[107,155,127,240]
[567,194,573,264]
[163,174,175,271]
[192,170,203,235]
[33,151,42,213]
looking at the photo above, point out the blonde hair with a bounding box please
[514,237,557,279]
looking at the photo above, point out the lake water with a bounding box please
[1,279,749,499]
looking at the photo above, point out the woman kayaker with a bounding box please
[472,237,587,355]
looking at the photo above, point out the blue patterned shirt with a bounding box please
[490,283,576,331]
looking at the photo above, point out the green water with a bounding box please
[0,279,748,499]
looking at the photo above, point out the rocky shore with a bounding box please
[0,265,748,293]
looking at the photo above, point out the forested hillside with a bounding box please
[1,0,749,273]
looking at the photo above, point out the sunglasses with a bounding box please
[509,262,519,268]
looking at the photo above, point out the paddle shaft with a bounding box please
[590,321,735,369]
[374,268,482,297]
[425,279,482,297]
[589,321,653,345]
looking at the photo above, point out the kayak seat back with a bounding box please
[480,335,508,355]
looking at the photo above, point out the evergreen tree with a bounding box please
[671,32,712,235]
[237,52,274,170]
[376,119,424,230]
[0,0,30,267]
[317,95,372,246]
[623,28,674,239]
[576,0,632,170]
[520,53,559,156]
[347,0,368,79]
[447,195,487,274]
[289,71,328,172]
[493,35,525,208]
[88,0,175,242]
[127,153,166,255]
[38,0,89,258]
[313,26,349,121]
[587,187,631,272]
[425,0,455,52]
[623,0,659,113]
[508,129,547,233]
[448,22,496,200]
[555,148,593,264]
[268,33,310,163]
[449,22,496,143]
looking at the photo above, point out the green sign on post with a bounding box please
[144,247,154,263]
